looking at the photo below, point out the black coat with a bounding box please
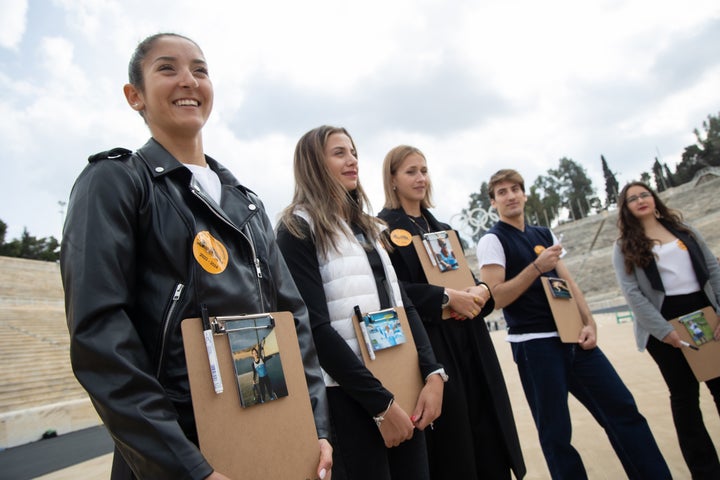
[62,139,329,480]
[378,207,526,480]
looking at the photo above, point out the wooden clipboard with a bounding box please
[670,306,720,382]
[352,306,424,414]
[540,276,584,343]
[412,230,475,319]
[181,312,320,480]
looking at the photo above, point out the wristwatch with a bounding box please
[441,289,450,309]
[426,368,449,383]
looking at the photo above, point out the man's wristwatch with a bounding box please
[441,289,450,309]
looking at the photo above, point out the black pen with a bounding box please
[680,340,700,351]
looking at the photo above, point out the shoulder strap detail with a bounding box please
[88,147,133,163]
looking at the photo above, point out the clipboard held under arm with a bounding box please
[669,306,720,382]
[540,276,584,343]
[351,306,424,415]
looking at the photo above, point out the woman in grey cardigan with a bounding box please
[613,181,720,480]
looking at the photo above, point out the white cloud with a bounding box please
[0,0,719,242]
[0,0,27,49]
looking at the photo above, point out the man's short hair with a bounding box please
[488,169,525,200]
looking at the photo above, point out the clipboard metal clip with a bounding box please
[211,313,276,335]
[422,230,448,242]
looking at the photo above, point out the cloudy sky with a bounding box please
[1,0,719,241]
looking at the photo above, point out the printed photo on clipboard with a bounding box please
[363,308,407,352]
[547,277,572,299]
[678,310,715,347]
[422,231,459,273]
[224,314,289,407]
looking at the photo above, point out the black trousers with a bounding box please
[326,386,430,480]
[646,292,720,480]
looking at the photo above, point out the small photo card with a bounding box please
[547,277,572,299]
[678,310,715,347]
[364,308,407,352]
[423,231,459,273]
[225,315,289,408]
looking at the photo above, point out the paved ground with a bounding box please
[0,426,113,480]
[4,313,719,479]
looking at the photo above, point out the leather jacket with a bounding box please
[61,138,329,480]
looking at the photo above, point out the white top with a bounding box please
[185,163,222,204]
[295,209,405,386]
[653,239,701,295]
[476,229,565,343]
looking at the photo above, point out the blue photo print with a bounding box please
[364,308,407,352]
[225,314,289,408]
[679,310,714,347]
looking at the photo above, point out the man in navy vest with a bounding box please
[476,169,670,480]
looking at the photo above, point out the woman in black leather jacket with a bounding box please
[60,33,332,480]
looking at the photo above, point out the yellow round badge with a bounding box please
[193,231,229,274]
[534,245,546,255]
[677,239,688,251]
[390,228,413,247]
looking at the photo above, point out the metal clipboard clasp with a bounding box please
[211,313,276,335]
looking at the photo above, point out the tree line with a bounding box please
[464,111,720,241]
[0,220,60,262]
[3,111,719,262]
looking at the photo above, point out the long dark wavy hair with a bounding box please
[616,181,690,273]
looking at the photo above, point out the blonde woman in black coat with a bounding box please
[378,145,525,480]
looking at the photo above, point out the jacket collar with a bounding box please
[135,138,243,188]
[135,138,188,178]
[136,138,259,231]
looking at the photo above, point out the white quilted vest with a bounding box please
[295,209,404,386]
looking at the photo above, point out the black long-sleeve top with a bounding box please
[276,216,442,417]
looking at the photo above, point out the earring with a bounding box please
[654,209,661,219]
[393,185,396,191]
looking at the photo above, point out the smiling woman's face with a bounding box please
[324,132,358,191]
[125,35,213,139]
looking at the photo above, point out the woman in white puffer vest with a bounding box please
[276,125,446,480]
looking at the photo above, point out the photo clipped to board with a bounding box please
[678,310,715,347]
[225,314,289,408]
[359,308,407,352]
[422,231,459,273]
[547,277,572,299]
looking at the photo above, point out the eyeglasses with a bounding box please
[626,191,652,204]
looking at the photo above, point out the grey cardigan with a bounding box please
[612,225,720,351]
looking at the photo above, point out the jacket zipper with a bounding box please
[156,283,184,378]
[190,187,265,305]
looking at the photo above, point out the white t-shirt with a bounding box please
[185,163,222,204]
[653,239,701,295]
[476,229,564,343]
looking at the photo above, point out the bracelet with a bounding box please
[373,398,394,428]
[478,283,491,301]
[532,262,543,275]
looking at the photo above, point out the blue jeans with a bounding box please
[511,337,670,480]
